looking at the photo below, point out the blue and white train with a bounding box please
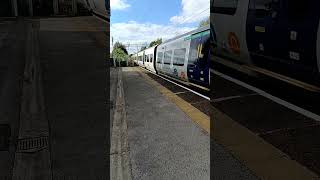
[211,0,320,86]
[133,25,211,90]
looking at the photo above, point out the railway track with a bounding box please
[139,67,211,117]
[141,67,210,100]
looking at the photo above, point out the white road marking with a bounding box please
[213,70,320,122]
[142,68,210,101]
[212,93,258,103]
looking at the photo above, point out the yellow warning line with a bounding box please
[213,55,320,92]
[137,68,210,134]
[244,65,320,92]
[212,106,319,180]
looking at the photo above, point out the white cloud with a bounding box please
[170,0,210,24]
[111,0,130,10]
[110,21,195,54]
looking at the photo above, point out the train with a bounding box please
[80,0,110,19]
[211,0,320,86]
[132,25,211,90]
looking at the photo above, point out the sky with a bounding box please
[110,0,210,54]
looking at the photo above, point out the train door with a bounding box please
[142,52,145,67]
[156,50,164,73]
[163,46,172,76]
[153,48,158,73]
[286,0,320,81]
[246,0,287,68]
[187,30,211,88]
[146,54,150,70]
[246,0,320,82]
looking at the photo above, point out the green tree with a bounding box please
[112,48,127,60]
[113,42,128,55]
[112,42,129,66]
[148,38,162,48]
[140,46,147,51]
[199,17,210,28]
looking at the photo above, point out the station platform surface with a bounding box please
[39,16,108,179]
[0,17,27,179]
[110,67,259,180]
[211,67,320,180]
[0,16,109,179]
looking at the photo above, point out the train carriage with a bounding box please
[144,46,157,73]
[212,0,320,85]
[132,54,137,65]
[134,26,210,90]
[137,51,145,67]
[156,26,211,90]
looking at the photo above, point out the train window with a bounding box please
[253,0,273,17]
[213,0,238,15]
[157,52,163,63]
[173,48,186,66]
[150,54,153,63]
[145,55,148,62]
[164,50,172,65]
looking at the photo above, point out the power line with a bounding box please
[160,7,210,38]
[111,7,210,54]
[178,8,209,25]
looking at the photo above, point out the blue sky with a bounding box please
[110,0,210,54]
[111,0,182,25]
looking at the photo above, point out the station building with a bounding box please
[0,0,96,17]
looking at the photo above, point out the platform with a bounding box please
[0,16,109,179]
[110,67,260,180]
[211,68,320,179]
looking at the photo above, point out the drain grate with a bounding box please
[17,136,48,152]
[0,124,10,151]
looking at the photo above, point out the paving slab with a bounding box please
[39,16,108,179]
[122,67,210,180]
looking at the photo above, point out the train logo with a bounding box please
[228,32,240,55]
[197,44,204,58]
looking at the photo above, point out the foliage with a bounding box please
[199,17,210,28]
[112,48,128,61]
[113,42,128,55]
[112,42,129,62]
[140,46,147,51]
[148,38,162,48]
